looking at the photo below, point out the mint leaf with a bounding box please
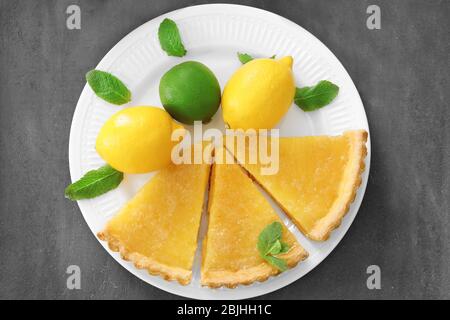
[86,70,131,105]
[279,242,291,254]
[158,18,186,57]
[65,165,123,201]
[267,240,282,255]
[264,255,288,272]
[257,222,291,272]
[237,52,254,64]
[294,80,339,112]
[257,222,283,256]
[237,53,276,64]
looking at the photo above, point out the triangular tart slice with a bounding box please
[201,148,308,288]
[226,130,368,241]
[98,142,213,285]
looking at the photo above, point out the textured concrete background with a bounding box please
[0,0,449,300]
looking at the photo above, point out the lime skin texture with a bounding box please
[159,61,221,125]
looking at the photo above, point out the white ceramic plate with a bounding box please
[69,4,370,300]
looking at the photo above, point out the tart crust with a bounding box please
[307,130,368,240]
[201,156,309,288]
[228,130,368,242]
[96,131,367,288]
[97,142,213,286]
[98,231,192,285]
[201,243,308,288]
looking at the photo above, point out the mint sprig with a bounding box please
[237,52,276,64]
[158,18,187,57]
[257,222,291,272]
[65,165,123,201]
[294,80,339,112]
[86,70,131,105]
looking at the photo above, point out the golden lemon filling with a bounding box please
[98,130,367,286]
[226,130,368,241]
[98,143,212,285]
[201,148,307,288]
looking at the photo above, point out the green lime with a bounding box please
[159,61,221,124]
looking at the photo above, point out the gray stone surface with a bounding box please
[0,0,449,300]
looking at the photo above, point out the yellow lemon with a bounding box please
[222,56,295,129]
[96,106,184,173]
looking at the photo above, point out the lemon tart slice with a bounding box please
[226,130,368,241]
[201,148,308,288]
[98,143,213,285]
